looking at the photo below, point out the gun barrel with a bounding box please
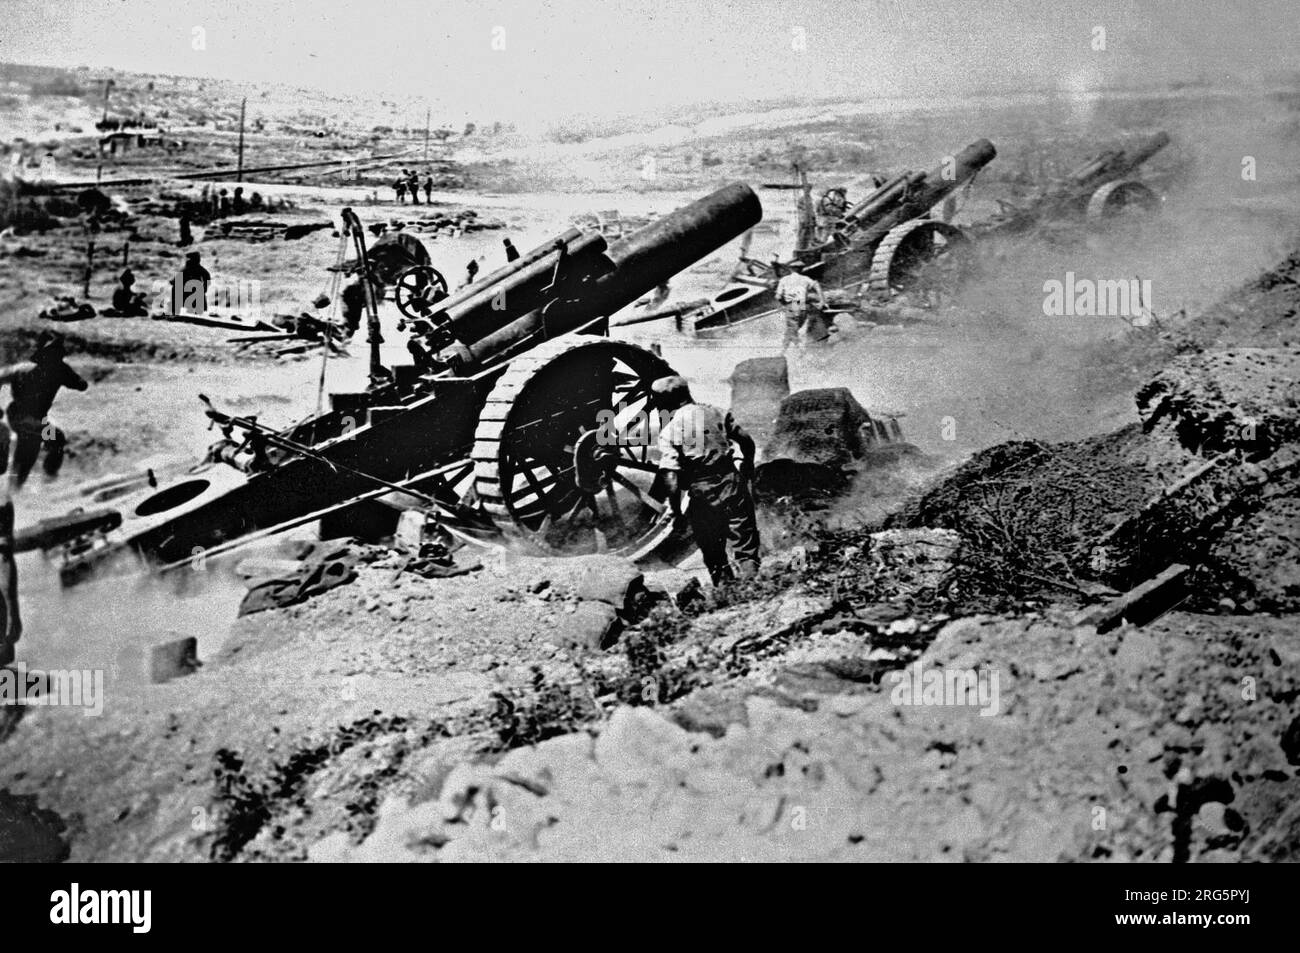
[1121,131,1171,172]
[851,139,996,249]
[433,230,610,343]
[1070,131,1170,187]
[843,170,925,225]
[466,182,762,365]
[434,227,583,315]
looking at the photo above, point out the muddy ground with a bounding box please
[0,66,1298,862]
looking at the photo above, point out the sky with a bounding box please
[1,0,1298,124]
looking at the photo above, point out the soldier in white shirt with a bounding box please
[774,264,827,349]
[653,375,760,585]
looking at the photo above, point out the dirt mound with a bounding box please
[884,336,1300,609]
[1137,347,1300,457]
[1186,247,1300,347]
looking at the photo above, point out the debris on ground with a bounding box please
[238,543,363,616]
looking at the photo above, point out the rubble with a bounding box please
[882,357,1299,605]
[210,219,334,243]
[238,543,361,616]
[374,209,505,236]
[1136,347,1300,457]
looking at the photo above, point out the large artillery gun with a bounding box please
[37,184,763,585]
[681,139,996,335]
[981,131,1170,236]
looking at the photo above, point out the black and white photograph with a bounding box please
[0,0,1296,895]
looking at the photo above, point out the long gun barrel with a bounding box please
[842,139,997,250]
[842,170,926,228]
[447,183,761,366]
[1067,131,1170,188]
[432,226,584,316]
[428,230,612,344]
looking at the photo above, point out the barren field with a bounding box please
[1,63,1298,863]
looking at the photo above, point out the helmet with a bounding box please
[650,375,692,409]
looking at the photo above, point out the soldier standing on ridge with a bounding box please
[652,374,760,586]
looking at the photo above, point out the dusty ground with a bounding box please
[1,65,1298,862]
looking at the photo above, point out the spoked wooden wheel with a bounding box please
[1086,180,1160,223]
[394,265,449,320]
[868,219,970,296]
[472,337,680,558]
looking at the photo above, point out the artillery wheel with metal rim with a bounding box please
[394,265,449,320]
[868,219,970,296]
[472,336,681,559]
[1085,180,1159,223]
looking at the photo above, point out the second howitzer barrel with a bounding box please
[429,229,610,344]
[463,182,763,366]
[848,139,997,251]
[1067,130,1170,187]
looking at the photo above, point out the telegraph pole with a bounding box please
[236,97,247,182]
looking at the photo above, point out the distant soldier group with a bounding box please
[393,170,433,205]
[183,185,262,245]
[199,184,260,223]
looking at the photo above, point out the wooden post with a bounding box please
[1076,564,1191,633]
[424,106,430,163]
[236,97,246,183]
[83,239,95,298]
[122,241,129,267]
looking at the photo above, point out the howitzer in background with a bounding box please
[690,139,997,334]
[983,131,1170,235]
